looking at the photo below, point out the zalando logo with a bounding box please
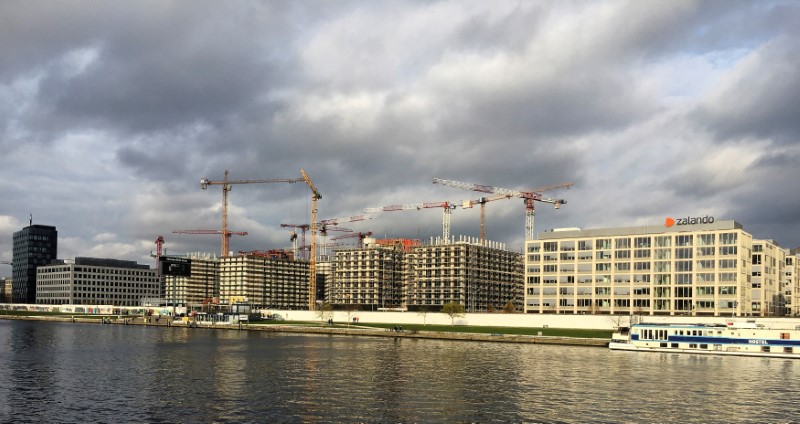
[665,216,715,227]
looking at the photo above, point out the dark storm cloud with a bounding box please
[2,0,800,262]
[693,37,800,144]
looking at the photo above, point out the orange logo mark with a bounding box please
[665,217,675,227]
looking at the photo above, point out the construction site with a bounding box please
[151,171,572,313]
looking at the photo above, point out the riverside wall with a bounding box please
[258,309,800,331]
[0,314,609,347]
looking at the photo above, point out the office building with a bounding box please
[751,240,786,316]
[525,219,757,316]
[36,257,160,306]
[12,224,58,303]
[785,250,800,316]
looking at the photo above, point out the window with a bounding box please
[676,235,693,246]
[697,247,715,257]
[615,238,631,249]
[720,232,738,245]
[698,234,715,246]
[596,239,611,249]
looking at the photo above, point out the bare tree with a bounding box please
[316,302,334,325]
[417,305,430,326]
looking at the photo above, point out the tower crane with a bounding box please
[364,201,458,241]
[281,224,310,259]
[319,226,352,257]
[456,193,514,244]
[154,235,165,275]
[201,170,304,257]
[173,229,248,237]
[331,231,374,248]
[432,178,573,240]
[300,169,322,310]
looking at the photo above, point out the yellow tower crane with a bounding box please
[201,170,304,257]
[300,169,322,310]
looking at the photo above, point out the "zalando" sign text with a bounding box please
[665,216,715,227]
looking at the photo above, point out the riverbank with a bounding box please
[0,314,609,347]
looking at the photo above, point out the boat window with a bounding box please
[781,333,790,340]
[692,330,697,336]
[660,342,668,348]
[671,343,679,348]
[784,347,793,353]
[689,344,697,348]
[761,346,770,353]
[700,344,708,349]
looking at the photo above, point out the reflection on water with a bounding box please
[1,320,799,423]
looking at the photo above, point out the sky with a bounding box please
[1,0,799,274]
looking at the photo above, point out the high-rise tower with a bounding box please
[12,224,58,303]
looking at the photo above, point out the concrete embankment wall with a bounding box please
[0,315,608,347]
[259,310,800,331]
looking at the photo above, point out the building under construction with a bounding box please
[329,236,524,312]
[162,253,219,308]
[408,236,524,312]
[329,239,406,309]
[218,253,309,309]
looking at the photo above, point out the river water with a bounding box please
[0,320,798,423]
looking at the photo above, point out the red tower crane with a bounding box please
[172,230,248,256]
[201,170,304,257]
[432,178,573,240]
[331,231,374,248]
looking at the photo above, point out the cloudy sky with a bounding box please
[1,0,799,273]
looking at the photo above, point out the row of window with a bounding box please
[530,232,742,253]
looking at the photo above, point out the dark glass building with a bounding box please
[12,225,58,303]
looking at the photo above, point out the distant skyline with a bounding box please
[2,0,799,273]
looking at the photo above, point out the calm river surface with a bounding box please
[1,320,799,423]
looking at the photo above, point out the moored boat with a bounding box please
[610,321,800,358]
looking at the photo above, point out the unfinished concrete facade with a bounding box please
[330,244,406,309]
[407,237,524,312]
[329,237,524,312]
[219,254,309,309]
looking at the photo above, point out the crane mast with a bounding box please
[200,170,303,257]
[300,169,322,310]
[433,178,573,240]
